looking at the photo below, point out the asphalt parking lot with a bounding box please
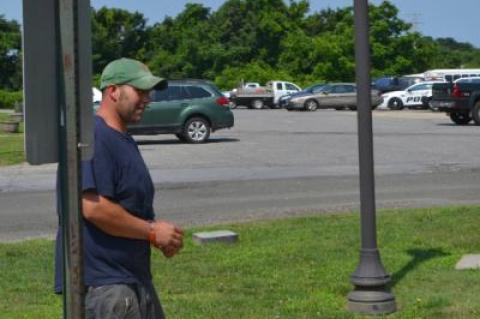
[137,108,478,180]
[2,108,480,241]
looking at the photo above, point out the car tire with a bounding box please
[251,99,264,109]
[304,99,319,111]
[183,117,211,143]
[421,96,431,109]
[472,100,480,125]
[229,102,238,109]
[388,97,404,110]
[449,112,471,125]
[348,106,357,111]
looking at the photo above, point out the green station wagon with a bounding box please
[127,79,234,143]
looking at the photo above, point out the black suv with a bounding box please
[127,79,234,143]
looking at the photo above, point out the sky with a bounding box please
[2,0,479,48]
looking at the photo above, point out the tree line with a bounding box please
[1,0,480,105]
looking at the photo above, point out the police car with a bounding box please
[378,81,442,110]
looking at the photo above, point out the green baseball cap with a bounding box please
[100,58,167,91]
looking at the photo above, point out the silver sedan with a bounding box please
[285,83,383,111]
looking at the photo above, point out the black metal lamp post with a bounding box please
[347,0,396,315]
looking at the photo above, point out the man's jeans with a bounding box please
[85,283,165,319]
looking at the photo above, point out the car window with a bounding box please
[185,86,212,99]
[375,78,391,87]
[309,84,325,93]
[332,85,354,93]
[318,84,332,93]
[276,82,283,90]
[331,85,343,93]
[456,78,480,83]
[286,83,298,91]
[167,85,188,101]
[409,84,427,91]
[153,88,169,102]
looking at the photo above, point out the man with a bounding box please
[55,58,184,319]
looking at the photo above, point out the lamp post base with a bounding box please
[347,289,396,315]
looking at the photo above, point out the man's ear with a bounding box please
[106,86,120,102]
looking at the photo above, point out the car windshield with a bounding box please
[304,83,325,92]
[455,77,480,84]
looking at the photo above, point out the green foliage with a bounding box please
[214,61,293,90]
[3,1,480,91]
[432,37,480,68]
[0,15,22,90]
[91,7,150,74]
[0,90,22,109]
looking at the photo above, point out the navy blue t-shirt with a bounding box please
[55,116,155,293]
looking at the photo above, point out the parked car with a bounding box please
[92,87,102,104]
[230,80,301,109]
[278,83,326,108]
[285,83,382,111]
[453,77,480,84]
[127,79,234,143]
[226,82,261,99]
[372,75,424,93]
[377,81,442,110]
[430,77,480,125]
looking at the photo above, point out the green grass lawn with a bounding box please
[1,206,480,318]
[0,112,25,166]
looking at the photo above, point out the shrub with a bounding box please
[0,90,23,109]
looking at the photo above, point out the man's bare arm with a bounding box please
[82,191,183,251]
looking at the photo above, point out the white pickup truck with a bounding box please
[230,81,301,109]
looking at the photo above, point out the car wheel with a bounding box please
[348,106,357,111]
[421,96,431,109]
[472,100,480,125]
[183,117,211,143]
[304,99,319,111]
[251,99,264,109]
[229,102,238,109]
[449,112,471,125]
[388,97,404,110]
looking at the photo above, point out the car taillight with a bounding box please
[216,96,230,107]
[452,84,462,97]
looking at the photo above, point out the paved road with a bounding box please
[1,109,480,241]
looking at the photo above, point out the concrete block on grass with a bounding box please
[455,254,480,270]
[193,230,238,245]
